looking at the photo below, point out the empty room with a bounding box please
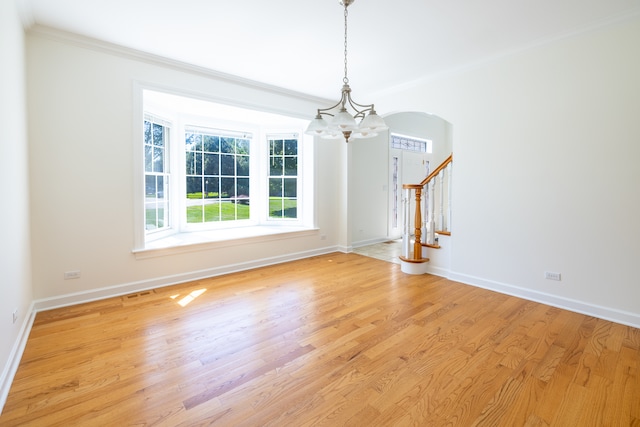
[1,0,639,425]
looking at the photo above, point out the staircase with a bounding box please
[399,153,452,274]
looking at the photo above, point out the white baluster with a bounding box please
[422,183,428,242]
[428,180,436,244]
[439,171,445,232]
[447,164,452,232]
[402,188,411,259]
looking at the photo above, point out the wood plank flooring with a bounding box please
[1,252,639,426]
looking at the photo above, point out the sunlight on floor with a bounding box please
[352,239,402,264]
[171,289,207,307]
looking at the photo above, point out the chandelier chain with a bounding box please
[343,5,349,85]
[305,0,387,142]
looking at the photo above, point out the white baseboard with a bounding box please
[448,271,640,329]
[0,302,36,414]
[424,265,451,278]
[33,246,339,312]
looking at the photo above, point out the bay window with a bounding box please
[135,89,314,254]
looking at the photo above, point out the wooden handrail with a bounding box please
[400,153,453,267]
[420,153,453,187]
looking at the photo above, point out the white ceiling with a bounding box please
[19,0,640,100]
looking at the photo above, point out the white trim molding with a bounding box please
[33,246,338,312]
[449,271,640,329]
[0,302,36,413]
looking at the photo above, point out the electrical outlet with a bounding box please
[12,309,18,324]
[545,271,562,281]
[64,270,81,280]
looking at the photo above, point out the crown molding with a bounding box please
[27,24,333,107]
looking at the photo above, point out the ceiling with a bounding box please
[18,0,640,100]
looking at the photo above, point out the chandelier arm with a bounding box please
[346,97,375,111]
[344,94,375,119]
[315,90,349,117]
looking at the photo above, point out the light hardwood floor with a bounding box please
[1,252,639,426]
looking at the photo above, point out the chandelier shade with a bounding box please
[331,110,358,130]
[359,111,387,132]
[306,115,330,135]
[305,0,388,143]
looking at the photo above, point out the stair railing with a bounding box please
[400,154,453,263]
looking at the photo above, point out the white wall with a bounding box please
[0,0,33,409]
[377,15,640,326]
[25,29,342,304]
[349,132,389,247]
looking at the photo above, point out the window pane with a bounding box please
[204,201,221,222]
[185,151,202,175]
[220,137,234,154]
[153,124,164,147]
[236,201,250,219]
[284,139,297,155]
[237,178,249,197]
[284,178,297,198]
[144,121,151,143]
[204,178,218,198]
[187,204,204,223]
[283,200,297,219]
[203,153,217,175]
[145,200,169,229]
[221,177,235,198]
[237,155,249,176]
[157,175,165,199]
[185,132,202,151]
[220,155,235,176]
[144,145,153,172]
[185,151,197,175]
[153,146,164,172]
[186,176,202,198]
[270,157,283,176]
[203,135,219,152]
[269,178,282,198]
[270,139,283,156]
[194,152,203,175]
[145,205,157,229]
[284,157,297,176]
[237,138,250,155]
[145,175,156,197]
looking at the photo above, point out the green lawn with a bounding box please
[187,201,249,222]
[161,198,297,224]
[269,198,297,219]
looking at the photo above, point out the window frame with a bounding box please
[180,123,257,232]
[132,85,315,255]
[267,133,301,222]
[143,114,174,238]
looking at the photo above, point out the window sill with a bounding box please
[132,225,318,259]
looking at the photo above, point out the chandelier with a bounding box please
[305,0,388,143]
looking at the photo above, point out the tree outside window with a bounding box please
[269,136,298,219]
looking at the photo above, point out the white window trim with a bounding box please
[176,115,260,233]
[132,83,316,258]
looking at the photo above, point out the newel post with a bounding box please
[403,184,423,260]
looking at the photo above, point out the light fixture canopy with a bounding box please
[305,0,388,143]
